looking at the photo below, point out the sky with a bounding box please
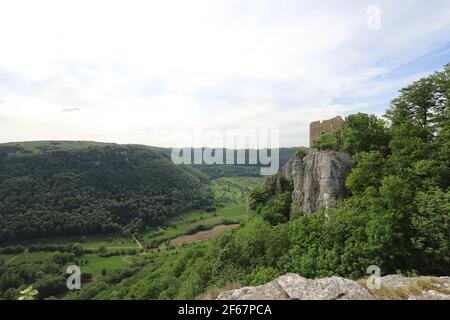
[0,0,450,147]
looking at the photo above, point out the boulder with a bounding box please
[218,274,373,300]
[217,274,450,300]
[291,150,352,213]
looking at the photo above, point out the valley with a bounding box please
[0,170,266,294]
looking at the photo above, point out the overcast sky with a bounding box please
[0,0,450,147]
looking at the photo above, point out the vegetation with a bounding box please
[68,63,450,300]
[142,177,257,248]
[294,148,307,159]
[312,113,389,154]
[0,64,449,300]
[0,142,214,242]
[211,177,264,207]
[0,176,255,299]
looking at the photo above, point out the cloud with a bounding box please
[61,107,81,112]
[0,0,449,147]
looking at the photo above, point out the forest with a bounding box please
[0,142,214,242]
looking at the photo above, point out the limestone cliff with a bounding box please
[282,158,293,179]
[289,150,352,213]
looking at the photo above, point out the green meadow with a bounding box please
[0,234,137,250]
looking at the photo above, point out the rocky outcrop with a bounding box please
[217,274,450,300]
[290,151,352,213]
[217,274,372,300]
[282,158,293,180]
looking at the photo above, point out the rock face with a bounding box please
[216,274,450,300]
[291,151,352,213]
[217,274,373,300]
[282,158,293,180]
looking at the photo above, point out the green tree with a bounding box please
[346,151,385,195]
[260,192,292,225]
[248,187,270,211]
[312,129,344,151]
[343,113,390,155]
[411,188,450,274]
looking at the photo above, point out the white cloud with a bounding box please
[0,0,449,147]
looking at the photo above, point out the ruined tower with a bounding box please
[309,116,345,148]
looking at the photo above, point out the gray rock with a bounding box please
[408,290,450,300]
[277,274,373,300]
[217,273,450,300]
[381,275,450,300]
[291,150,352,213]
[218,274,373,300]
[380,275,417,288]
[217,279,289,300]
[282,158,293,180]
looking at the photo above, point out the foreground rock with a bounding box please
[290,151,352,213]
[217,274,450,300]
[218,274,372,300]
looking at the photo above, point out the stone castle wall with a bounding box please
[309,116,345,147]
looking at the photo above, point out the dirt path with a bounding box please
[133,235,144,251]
[5,253,21,264]
[122,256,133,264]
[170,224,239,246]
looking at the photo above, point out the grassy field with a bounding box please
[0,234,138,250]
[216,203,248,221]
[212,177,263,206]
[0,250,134,280]
[142,202,249,246]
[1,251,55,265]
[141,177,261,247]
[82,254,131,278]
[0,234,139,279]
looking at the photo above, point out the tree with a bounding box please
[248,187,270,211]
[259,192,292,225]
[343,113,390,155]
[411,188,450,274]
[346,151,385,195]
[35,276,66,299]
[18,286,38,300]
[312,129,343,151]
[294,148,307,159]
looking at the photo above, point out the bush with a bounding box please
[294,148,307,159]
[312,129,344,151]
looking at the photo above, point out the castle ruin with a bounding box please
[309,116,345,148]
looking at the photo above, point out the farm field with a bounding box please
[81,254,132,278]
[0,234,138,250]
[212,176,264,206]
[2,252,54,265]
[141,202,247,247]
[141,176,261,247]
[170,224,240,246]
[0,234,140,280]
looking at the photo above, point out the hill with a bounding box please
[0,141,214,242]
[185,147,303,178]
